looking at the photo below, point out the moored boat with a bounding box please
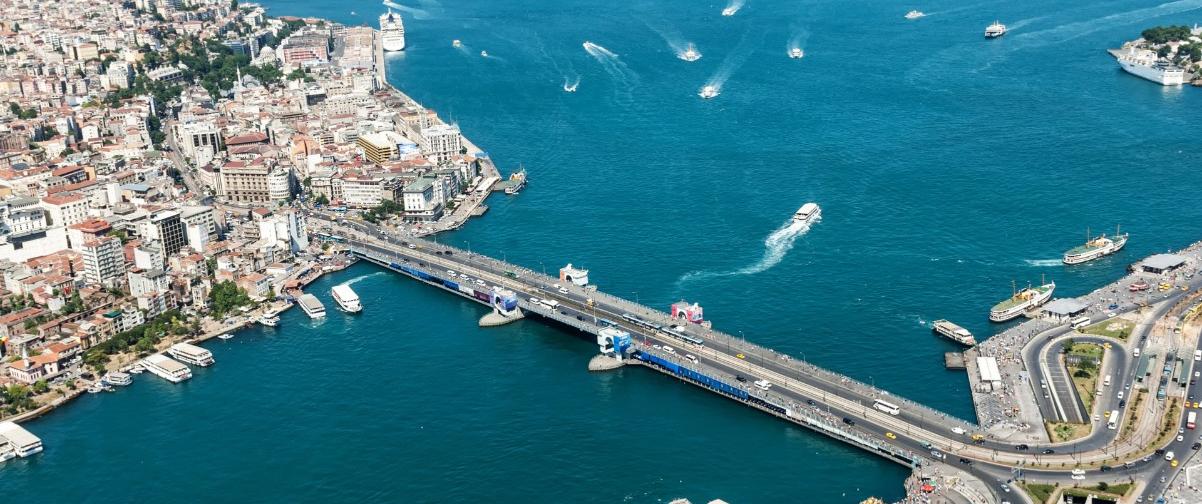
[102,372,132,387]
[933,320,976,346]
[990,280,1055,322]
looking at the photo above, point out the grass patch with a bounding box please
[1064,481,1131,499]
[1045,421,1092,443]
[1020,482,1057,504]
[1065,342,1104,414]
[1119,391,1143,441]
[1079,318,1135,341]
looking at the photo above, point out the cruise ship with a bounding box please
[1110,47,1186,86]
[932,320,976,346]
[792,202,821,225]
[1063,228,1129,265]
[379,10,406,52]
[332,284,363,313]
[140,354,193,383]
[990,280,1055,322]
[168,342,215,367]
[298,293,327,319]
[984,21,1007,39]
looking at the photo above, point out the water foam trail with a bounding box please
[722,0,746,16]
[703,28,763,92]
[1024,259,1063,267]
[341,271,387,288]
[563,75,581,92]
[583,41,638,87]
[1010,0,1202,49]
[382,0,431,19]
[787,26,810,53]
[677,218,817,285]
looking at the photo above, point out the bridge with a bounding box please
[313,213,1193,502]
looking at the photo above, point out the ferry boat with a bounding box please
[1063,227,1128,265]
[680,44,702,62]
[452,39,462,48]
[0,443,15,463]
[932,320,977,346]
[1110,47,1186,86]
[990,280,1055,322]
[298,293,327,319]
[699,85,719,99]
[505,168,527,195]
[0,421,43,457]
[87,382,104,394]
[792,202,821,225]
[379,9,406,52]
[217,333,234,340]
[102,372,132,387]
[331,284,363,313]
[140,354,192,383]
[905,10,926,19]
[1129,279,1150,292]
[984,21,1007,39]
[258,315,280,327]
[789,48,805,59]
[168,342,215,367]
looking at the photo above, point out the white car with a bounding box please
[407,244,416,249]
[754,379,773,390]
[662,345,675,354]
[447,269,456,276]
[528,297,540,304]
[475,279,486,286]
[1165,451,1175,461]
[685,354,698,363]
[951,427,967,435]
[552,283,561,289]
[558,287,569,294]
[1118,391,1124,400]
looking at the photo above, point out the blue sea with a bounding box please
[5,0,1202,501]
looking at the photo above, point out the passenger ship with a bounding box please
[932,320,976,346]
[298,293,327,319]
[1063,227,1128,265]
[990,280,1055,322]
[331,284,363,313]
[140,354,193,383]
[984,21,1007,39]
[1110,47,1186,86]
[792,202,821,225]
[168,342,215,367]
[379,9,406,52]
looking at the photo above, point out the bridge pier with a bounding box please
[479,307,524,327]
[588,354,626,372]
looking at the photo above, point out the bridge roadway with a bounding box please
[316,214,1189,494]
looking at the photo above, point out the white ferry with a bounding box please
[789,48,805,59]
[905,10,925,19]
[699,85,719,99]
[680,44,702,62]
[792,202,821,225]
[1063,227,1129,265]
[332,284,363,313]
[0,442,15,462]
[989,280,1055,322]
[141,354,193,383]
[298,293,327,319]
[103,372,133,386]
[0,421,43,457]
[168,342,215,367]
[258,314,280,327]
[985,21,1007,39]
[1111,47,1186,86]
[379,9,406,52]
[932,320,977,346]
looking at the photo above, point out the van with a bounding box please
[685,354,698,363]
[753,379,772,390]
[951,427,967,435]
[1134,347,1141,358]
[1196,350,1201,362]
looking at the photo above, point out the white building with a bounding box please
[419,124,463,164]
[40,193,89,228]
[81,236,125,288]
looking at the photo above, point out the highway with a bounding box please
[312,211,1202,501]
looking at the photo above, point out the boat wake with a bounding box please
[721,0,746,16]
[563,76,580,92]
[703,29,762,95]
[1023,259,1063,267]
[787,26,809,55]
[678,218,817,285]
[342,271,387,288]
[1009,0,1202,50]
[583,41,638,87]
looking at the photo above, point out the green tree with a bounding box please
[315,194,329,206]
[209,280,252,317]
[31,379,49,395]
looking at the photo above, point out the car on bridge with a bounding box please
[885,432,896,439]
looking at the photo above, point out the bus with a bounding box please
[1189,411,1197,430]
[1070,316,1091,329]
[873,399,901,416]
[1107,410,1120,430]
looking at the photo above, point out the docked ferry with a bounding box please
[1063,228,1128,265]
[932,320,976,346]
[102,372,132,387]
[298,293,327,319]
[504,168,527,195]
[379,9,406,52]
[141,354,193,383]
[792,202,821,225]
[0,421,43,458]
[990,280,1055,322]
[332,284,363,313]
[168,342,215,367]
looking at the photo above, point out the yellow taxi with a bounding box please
[885,432,896,440]
[1103,342,1112,349]
[1172,459,1179,468]
[736,353,745,359]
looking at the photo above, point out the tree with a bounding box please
[209,280,252,317]
[315,194,329,206]
[31,379,49,395]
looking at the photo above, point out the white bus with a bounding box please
[1070,316,1091,329]
[1107,410,1120,430]
[873,399,901,416]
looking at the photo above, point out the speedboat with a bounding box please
[985,21,1007,38]
[87,383,104,394]
[792,202,821,225]
[699,85,719,99]
[563,81,578,93]
[452,39,462,48]
[480,50,489,57]
[680,45,702,62]
[217,333,234,340]
[721,6,737,16]
[789,48,804,59]
[905,10,925,19]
